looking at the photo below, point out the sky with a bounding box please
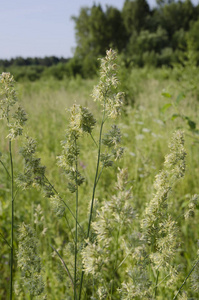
[1,0,198,60]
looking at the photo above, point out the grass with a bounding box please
[0,54,199,299]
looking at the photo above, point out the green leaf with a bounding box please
[161,103,172,113]
[175,92,185,104]
[187,118,196,130]
[171,114,180,120]
[161,92,172,98]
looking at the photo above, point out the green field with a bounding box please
[1,53,199,299]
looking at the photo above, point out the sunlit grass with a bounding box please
[1,63,199,299]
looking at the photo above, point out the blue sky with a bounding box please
[0,0,198,59]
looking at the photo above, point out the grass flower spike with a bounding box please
[16,223,45,298]
[92,49,124,119]
[57,104,96,192]
[0,72,18,119]
[0,72,27,140]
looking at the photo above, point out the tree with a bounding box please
[159,0,195,38]
[72,4,128,76]
[186,19,199,65]
[72,5,107,59]
[122,0,150,35]
[106,6,128,52]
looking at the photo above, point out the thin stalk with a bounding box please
[96,164,105,186]
[74,138,78,300]
[110,227,121,298]
[110,280,113,299]
[114,227,121,270]
[173,258,199,300]
[79,100,106,300]
[44,175,84,236]
[0,159,11,178]
[64,214,75,242]
[13,188,19,201]
[50,244,74,290]
[154,270,159,298]
[154,273,170,289]
[87,107,106,238]
[115,247,133,271]
[0,232,11,248]
[90,132,98,148]
[92,276,95,298]
[9,139,14,300]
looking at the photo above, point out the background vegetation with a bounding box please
[1,0,199,81]
[1,0,199,299]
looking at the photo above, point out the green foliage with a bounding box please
[1,1,199,80]
[122,0,150,34]
[71,0,199,72]
[161,89,199,141]
[0,51,199,299]
[72,4,127,78]
[187,19,199,65]
[159,0,195,37]
[16,223,45,298]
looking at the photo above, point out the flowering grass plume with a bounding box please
[17,136,53,197]
[141,131,186,290]
[82,169,135,298]
[0,72,28,300]
[16,223,45,298]
[119,131,187,299]
[57,104,96,193]
[0,72,18,119]
[184,194,199,220]
[142,130,186,244]
[0,72,27,140]
[92,49,124,119]
[77,49,125,299]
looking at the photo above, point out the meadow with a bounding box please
[1,51,199,299]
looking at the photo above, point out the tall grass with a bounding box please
[0,51,199,299]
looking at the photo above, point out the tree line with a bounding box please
[72,0,199,76]
[1,0,199,81]
[0,56,69,68]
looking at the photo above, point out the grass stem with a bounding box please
[173,257,199,300]
[9,140,14,300]
[79,100,106,300]
[44,175,85,236]
[50,244,74,290]
[0,232,11,248]
[0,159,11,178]
[74,138,78,300]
